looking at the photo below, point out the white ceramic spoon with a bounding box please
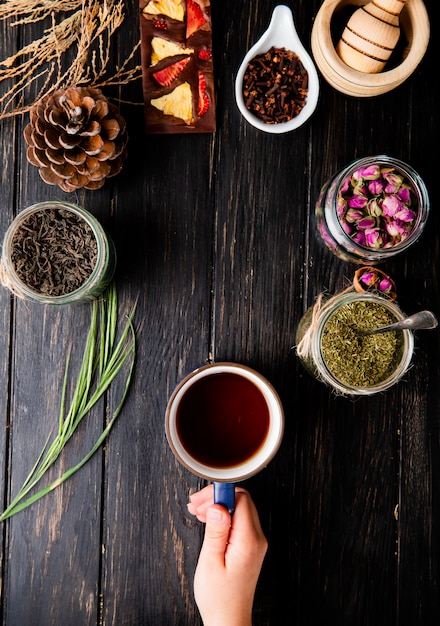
[235,4,320,134]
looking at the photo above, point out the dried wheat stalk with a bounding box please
[0,0,142,120]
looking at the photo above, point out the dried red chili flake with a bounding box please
[242,46,308,124]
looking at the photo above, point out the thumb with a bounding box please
[201,505,231,559]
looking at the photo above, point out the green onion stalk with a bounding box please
[0,282,136,521]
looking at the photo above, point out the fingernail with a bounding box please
[206,507,225,524]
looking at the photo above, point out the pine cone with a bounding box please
[24,86,128,192]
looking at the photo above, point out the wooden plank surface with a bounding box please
[0,1,438,625]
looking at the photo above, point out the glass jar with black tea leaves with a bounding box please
[295,291,414,396]
[315,155,430,264]
[0,201,116,305]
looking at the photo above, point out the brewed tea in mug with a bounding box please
[166,362,284,513]
[175,371,270,468]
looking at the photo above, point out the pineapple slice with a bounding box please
[151,82,193,124]
[150,36,194,66]
[143,0,184,21]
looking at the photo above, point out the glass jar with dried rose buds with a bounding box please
[295,291,414,396]
[315,155,430,264]
[0,201,116,305]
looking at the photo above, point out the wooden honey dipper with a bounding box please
[336,0,407,73]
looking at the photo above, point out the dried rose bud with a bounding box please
[340,177,350,194]
[353,182,368,196]
[398,187,411,203]
[368,179,385,194]
[385,220,405,238]
[336,163,417,251]
[353,164,381,181]
[365,228,386,248]
[345,208,365,223]
[367,198,383,217]
[383,171,404,192]
[337,196,347,218]
[349,195,368,209]
[341,220,353,235]
[359,271,377,287]
[352,231,366,245]
[394,207,416,223]
[357,217,377,230]
[382,195,403,217]
[379,277,394,293]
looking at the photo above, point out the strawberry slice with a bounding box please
[186,0,206,39]
[198,49,212,61]
[197,71,209,117]
[152,57,191,87]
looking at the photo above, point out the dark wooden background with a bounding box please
[0,1,438,624]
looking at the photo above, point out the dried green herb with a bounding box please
[11,208,98,296]
[321,301,403,387]
[0,282,136,521]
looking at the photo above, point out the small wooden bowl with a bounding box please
[311,0,430,97]
[353,267,397,300]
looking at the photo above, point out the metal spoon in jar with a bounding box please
[359,310,438,336]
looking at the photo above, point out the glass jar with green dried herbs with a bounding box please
[0,201,116,305]
[315,155,430,264]
[295,291,414,396]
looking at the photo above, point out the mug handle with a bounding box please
[213,482,235,514]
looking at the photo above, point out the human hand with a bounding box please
[187,484,268,626]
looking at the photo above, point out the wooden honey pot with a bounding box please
[336,0,407,73]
